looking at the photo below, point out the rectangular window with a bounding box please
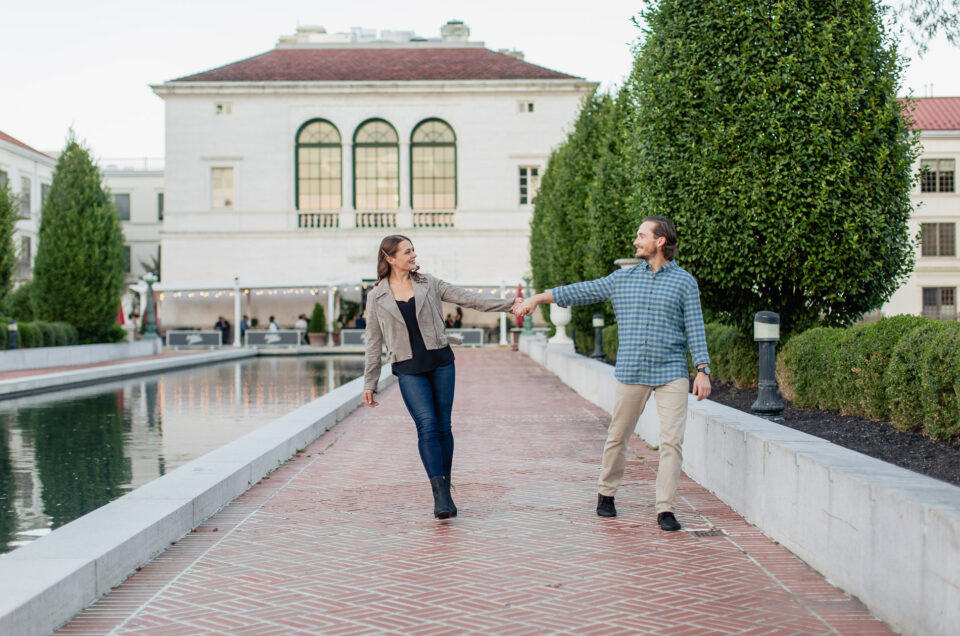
[18,236,31,276]
[20,177,31,218]
[518,101,535,113]
[123,246,131,273]
[114,193,131,221]
[0,170,7,189]
[157,192,164,220]
[922,287,956,320]
[354,147,398,210]
[212,167,234,208]
[921,159,955,193]
[41,183,50,209]
[921,223,956,257]
[519,166,540,205]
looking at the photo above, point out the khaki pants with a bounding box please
[597,378,689,513]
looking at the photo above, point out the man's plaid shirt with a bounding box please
[552,260,710,386]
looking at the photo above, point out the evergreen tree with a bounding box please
[33,134,126,342]
[0,184,18,309]
[632,0,918,336]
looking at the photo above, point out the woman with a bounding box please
[363,235,518,519]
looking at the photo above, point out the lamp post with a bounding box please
[7,320,17,350]
[522,276,534,334]
[591,313,606,359]
[142,272,159,341]
[751,311,784,419]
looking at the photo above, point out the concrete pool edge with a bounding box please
[0,365,395,636]
[0,348,258,399]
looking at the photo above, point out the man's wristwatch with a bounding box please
[698,365,711,376]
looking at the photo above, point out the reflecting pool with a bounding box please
[0,356,363,552]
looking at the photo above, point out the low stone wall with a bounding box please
[521,336,960,636]
[0,339,163,372]
[0,366,396,636]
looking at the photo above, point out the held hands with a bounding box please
[511,297,539,319]
[363,390,379,408]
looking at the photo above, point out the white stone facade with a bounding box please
[882,124,960,319]
[0,133,55,284]
[151,27,596,330]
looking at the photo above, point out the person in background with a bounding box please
[214,316,228,344]
[268,315,279,331]
[295,314,309,344]
[453,307,463,328]
[363,234,522,520]
[240,315,250,344]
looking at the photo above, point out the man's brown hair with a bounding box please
[641,215,677,260]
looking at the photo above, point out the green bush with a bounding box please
[918,323,960,439]
[53,322,79,345]
[700,323,758,387]
[837,315,929,419]
[37,322,56,347]
[0,322,6,350]
[308,303,326,332]
[884,322,944,432]
[777,327,845,409]
[17,322,40,348]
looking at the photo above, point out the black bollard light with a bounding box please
[751,311,784,419]
[7,320,17,350]
[591,314,605,359]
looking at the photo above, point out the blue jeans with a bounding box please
[397,363,456,479]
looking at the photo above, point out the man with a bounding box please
[517,216,711,531]
[240,315,250,344]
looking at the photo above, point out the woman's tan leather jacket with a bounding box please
[363,273,513,391]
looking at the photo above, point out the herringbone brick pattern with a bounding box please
[57,350,891,634]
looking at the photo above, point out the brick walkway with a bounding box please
[58,350,890,635]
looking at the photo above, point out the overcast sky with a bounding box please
[2,0,958,159]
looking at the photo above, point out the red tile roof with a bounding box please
[902,97,960,131]
[0,130,52,159]
[171,47,582,83]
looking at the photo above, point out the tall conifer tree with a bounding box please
[0,184,18,309]
[33,134,125,341]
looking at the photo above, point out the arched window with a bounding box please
[411,119,456,209]
[296,120,342,210]
[353,119,399,210]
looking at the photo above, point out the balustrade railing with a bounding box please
[413,212,455,228]
[298,212,339,229]
[356,212,397,228]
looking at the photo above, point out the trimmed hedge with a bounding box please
[701,323,758,387]
[0,319,80,350]
[776,315,960,440]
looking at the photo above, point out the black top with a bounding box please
[392,297,455,375]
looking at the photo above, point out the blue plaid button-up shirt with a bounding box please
[552,260,710,386]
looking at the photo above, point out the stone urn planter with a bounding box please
[549,304,574,346]
[307,332,327,346]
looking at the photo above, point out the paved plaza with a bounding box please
[57,350,890,634]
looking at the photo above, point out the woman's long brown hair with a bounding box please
[376,235,421,282]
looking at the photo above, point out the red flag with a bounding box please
[116,305,125,325]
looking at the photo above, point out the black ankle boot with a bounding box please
[430,476,453,519]
[443,476,457,517]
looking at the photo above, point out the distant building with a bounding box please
[883,97,960,319]
[0,131,55,283]
[150,21,597,332]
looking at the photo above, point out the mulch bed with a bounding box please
[706,381,960,486]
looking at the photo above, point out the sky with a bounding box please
[2,0,959,159]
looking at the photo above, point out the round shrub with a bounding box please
[919,322,960,440]
[703,323,758,387]
[37,322,56,347]
[843,315,929,419]
[601,324,619,363]
[17,322,40,348]
[885,322,944,432]
[777,327,845,409]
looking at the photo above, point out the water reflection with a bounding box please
[0,356,363,553]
